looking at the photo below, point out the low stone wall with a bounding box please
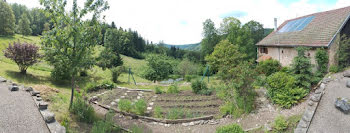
[3,77,66,133]
[294,77,332,133]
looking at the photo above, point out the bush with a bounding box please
[266,72,308,108]
[220,102,244,118]
[70,95,96,123]
[216,124,244,133]
[111,66,123,83]
[143,55,173,82]
[315,48,329,75]
[191,80,208,94]
[4,41,41,74]
[166,108,184,119]
[118,99,132,112]
[185,75,196,82]
[273,115,288,131]
[329,65,340,73]
[86,80,115,92]
[133,99,147,115]
[167,84,179,94]
[91,111,121,133]
[256,59,282,76]
[291,47,313,89]
[154,86,163,94]
[153,106,163,118]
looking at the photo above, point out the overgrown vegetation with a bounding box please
[4,41,41,74]
[86,80,115,92]
[216,123,244,133]
[167,84,180,94]
[91,111,121,133]
[166,108,185,120]
[273,115,288,131]
[134,99,147,115]
[154,86,163,94]
[191,80,211,95]
[153,106,163,118]
[338,35,350,70]
[256,59,281,76]
[111,66,124,83]
[266,72,307,108]
[70,94,96,123]
[118,99,133,113]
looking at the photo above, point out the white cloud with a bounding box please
[6,0,350,44]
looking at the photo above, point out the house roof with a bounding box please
[257,6,350,47]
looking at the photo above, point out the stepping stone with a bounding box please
[31,91,40,96]
[39,102,49,110]
[8,85,19,91]
[25,87,33,92]
[41,110,55,123]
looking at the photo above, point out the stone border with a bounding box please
[294,77,331,133]
[1,76,66,133]
[90,100,214,124]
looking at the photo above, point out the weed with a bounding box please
[216,123,244,133]
[154,86,163,94]
[166,108,184,119]
[167,84,179,94]
[273,115,288,131]
[118,99,132,113]
[153,106,163,118]
[134,99,147,115]
[70,95,96,123]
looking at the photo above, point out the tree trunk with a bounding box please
[69,74,75,109]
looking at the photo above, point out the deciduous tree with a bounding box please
[0,1,15,35]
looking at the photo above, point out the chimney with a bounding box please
[274,18,278,31]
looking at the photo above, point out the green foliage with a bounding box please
[133,99,147,115]
[273,115,288,131]
[201,19,220,60]
[70,95,96,123]
[256,59,281,76]
[176,58,198,78]
[118,99,132,113]
[167,84,180,94]
[4,41,41,74]
[185,75,196,82]
[166,108,184,120]
[329,65,340,73]
[191,80,211,95]
[143,55,173,82]
[97,47,123,70]
[315,48,329,75]
[291,47,313,89]
[216,124,244,133]
[111,66,123,83]
[205,40,246,81]
[91,111,121,133]
[266,72,308,108]
[0,1,15,36]
[338,35,350,69]
[154,86,163,94]
[86,80,115,92]
[153,106,163,118]
[18,13,32,36]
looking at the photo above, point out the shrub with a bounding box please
[143,55,173,82]
[256,59,282,76]
[166,108,184,119]
[216,124,244,133]
[118,99,132,112]
[91,111,121,133]
[191,80,208,94]
[338,35,350,69]
[315,48,329,75]
[273,115,288,131]
[86,80,115,92]
[4,41,41,74]
[280,66,291,73]
[133,99,147,115]
[266,72,308,108]
[167,84,179,94]
[70,95,96,123]
[154,86,163,94]
[291,47,313,89]
[220,102,244,118]
[153,106,163,118]
[111,66,123,83]
[185,75,196,82]
[329,65,340,73]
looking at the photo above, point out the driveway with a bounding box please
[308,71,350,133]
[0,81,50,133]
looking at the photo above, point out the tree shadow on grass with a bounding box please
[5,70,51,85]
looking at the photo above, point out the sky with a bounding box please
[6,0,350,44]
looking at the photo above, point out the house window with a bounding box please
[260,47,268,54]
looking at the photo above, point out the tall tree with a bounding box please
[40,0,109,108]
[201,19,219,61]
[111,21,116,28]
[0,0,15,35]
[18,13,32,36]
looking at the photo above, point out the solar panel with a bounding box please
[278,16,314,33]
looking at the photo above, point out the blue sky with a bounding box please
[6,0,350,44]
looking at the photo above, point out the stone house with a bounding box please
[256,6,350,68]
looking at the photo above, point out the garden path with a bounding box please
[0,80,50,133]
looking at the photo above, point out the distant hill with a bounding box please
[162,43,201,51]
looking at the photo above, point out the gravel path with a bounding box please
[308,71,350,132]
[0,82,50,133]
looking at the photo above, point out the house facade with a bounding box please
[256,6,350,68]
